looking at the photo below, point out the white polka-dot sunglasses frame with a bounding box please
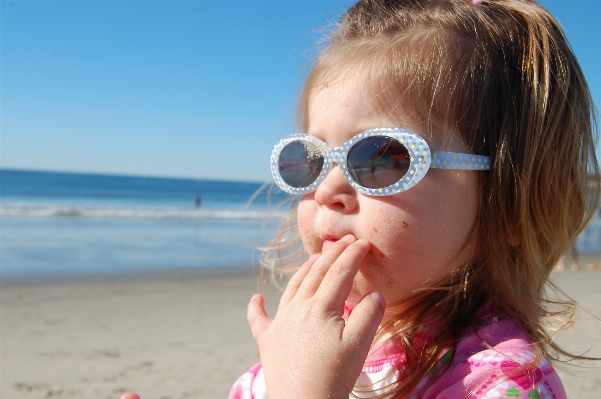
[271,127,491,197]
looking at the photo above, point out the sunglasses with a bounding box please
[271,128,490,196]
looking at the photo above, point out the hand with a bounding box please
[247,234,386,399]
[120,393,141,399]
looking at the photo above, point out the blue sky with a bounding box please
[1,0,600,183]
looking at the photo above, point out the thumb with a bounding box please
[343,292,385,348]
[247,294,272,344]
[121,393,141,399]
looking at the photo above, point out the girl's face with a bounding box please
[297,76,480,324]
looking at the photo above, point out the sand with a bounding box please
[1,258,600,399]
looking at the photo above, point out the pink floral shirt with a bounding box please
[229,308,566,399]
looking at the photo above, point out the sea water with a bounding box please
[0,169,289,282]
[1,169,600,282]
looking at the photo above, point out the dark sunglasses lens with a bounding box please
[278,140,324,188]
[348,136,410,189]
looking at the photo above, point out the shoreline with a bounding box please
[2,252,600,288]
[1,258,600,398]
[0,264,259,288]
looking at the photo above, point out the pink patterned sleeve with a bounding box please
[414,319,567,399]
[228,363,268,399]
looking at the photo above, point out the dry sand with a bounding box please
[1,258,600,399]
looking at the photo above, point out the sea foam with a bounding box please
[0,203,285,220]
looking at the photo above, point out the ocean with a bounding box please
[1,168,600,282]
[0,169,290,282]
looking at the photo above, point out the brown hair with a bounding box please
[260,0,600,396]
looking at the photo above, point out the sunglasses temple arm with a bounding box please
[429,151,491,171]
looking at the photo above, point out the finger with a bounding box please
[315,239,370,306]
[296,234,356,298]
[121,393,141,399]
[279,254,320,306]
[247,294,272,345]
[343,291,386,350]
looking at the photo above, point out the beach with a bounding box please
[1,258,601,399]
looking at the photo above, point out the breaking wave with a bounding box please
[0,203,285,220]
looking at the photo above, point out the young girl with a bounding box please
[120,1,596,398]
[228,0,601,398]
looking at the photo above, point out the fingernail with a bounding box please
[309,254,320,261]
[369,292,386,309]
[341,234,355,243]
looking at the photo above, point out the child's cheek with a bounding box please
[297,220,307,239]
[297,198,318,253]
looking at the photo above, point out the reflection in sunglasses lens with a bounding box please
[279,141,324,188]
[348,137,410,189]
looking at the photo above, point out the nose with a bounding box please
[314,164,359,213]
